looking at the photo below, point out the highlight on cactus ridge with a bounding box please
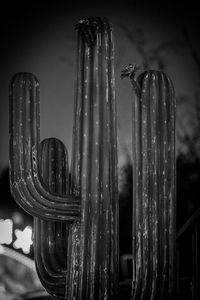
[121,66,176,299]
[9,17,119,300]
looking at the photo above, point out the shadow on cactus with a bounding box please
[9,16,176,300]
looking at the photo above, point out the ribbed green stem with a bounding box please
[131,71,176,300]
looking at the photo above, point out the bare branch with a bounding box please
[118,23,149,69]
[182,24,200,77]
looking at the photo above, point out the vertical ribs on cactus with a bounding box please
[70,16,118,299]
[9,17,119,300]
[34,138,71,299]
[122,68,176,299]
[9,73,80,221]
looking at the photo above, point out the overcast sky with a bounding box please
[0,1,199,170]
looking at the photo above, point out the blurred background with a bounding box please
[0,1,200,299]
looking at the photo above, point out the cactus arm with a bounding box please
[34,138,72,299]
[9,73,80,221]
[35,220,70,299]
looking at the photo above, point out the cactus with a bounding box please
[34,138,71,299]
[9,72,80,222]
[9,17,118,300]
[122,66,176,299]
[10,14,176,300]
[69,17,118,299]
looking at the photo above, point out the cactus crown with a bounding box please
[75,16,107,47]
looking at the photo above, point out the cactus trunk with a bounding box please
[69,17,118,299]
[131,71,176,300]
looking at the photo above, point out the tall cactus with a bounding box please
[122,65,176,299]
[9,17,118,300]
[69,17,118,299]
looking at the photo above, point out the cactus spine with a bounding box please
[123,68,176,299]
[9,17,118,300]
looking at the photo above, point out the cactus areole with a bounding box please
[9,17,119,299]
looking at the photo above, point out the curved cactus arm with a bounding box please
[35,220,69,294]
[123,69,176,300]
[35,220,72,299]
[9,73,80,221]
[34,138,72,299]
[69,17,118,299]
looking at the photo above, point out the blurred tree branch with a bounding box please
[182,24,200,78]
[118,23,186,70]
[119,21,200,161]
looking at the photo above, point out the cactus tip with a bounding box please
[75,17,101,48]
[75,17,90,30]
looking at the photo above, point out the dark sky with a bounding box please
[0,1,200,170]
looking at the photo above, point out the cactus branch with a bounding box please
[9,73,80,221]
[34,138,72,299]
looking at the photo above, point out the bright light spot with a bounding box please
[0,244,5,254]
[13,226,33,254]
[0,219,13,245]
[12,211,23,225]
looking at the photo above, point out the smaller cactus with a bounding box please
[122,67,176,300]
